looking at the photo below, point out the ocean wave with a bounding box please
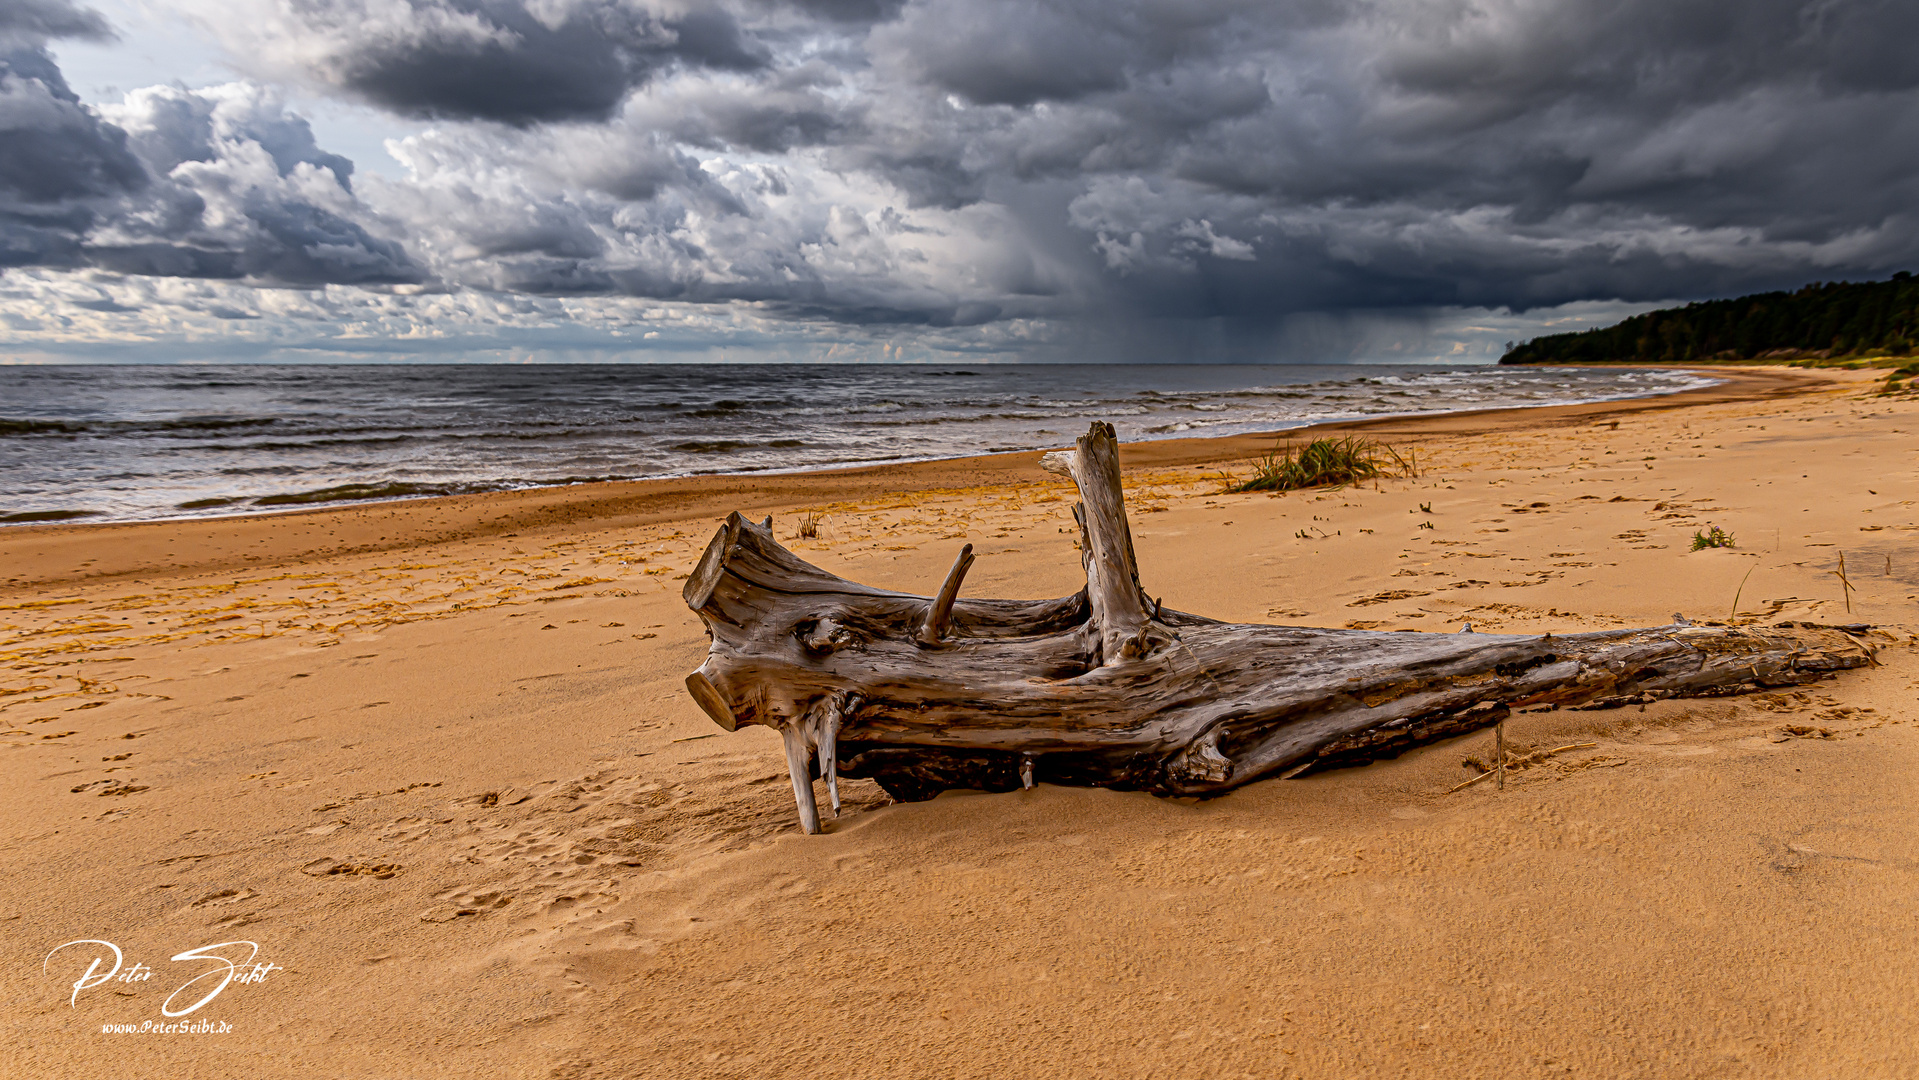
[192,436,418,451]
[0,508,101,524]
[0,363,1719,523]
[240,471,657,508]
[675,439,777,453]
[0,418,89,435]
[0,415,280,437]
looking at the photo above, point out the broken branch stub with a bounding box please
[684,421,1874,833]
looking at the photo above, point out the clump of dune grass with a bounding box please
[1691,525,1735,551]
[1223,436,1415,494]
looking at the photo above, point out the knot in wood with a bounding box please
[1117,623,1177,662]
[1167,733,1233,785]
[1493,653,1557,678]
[799,617,857,654]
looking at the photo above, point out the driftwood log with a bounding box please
[684,421,1874,833]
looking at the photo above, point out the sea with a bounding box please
[0,363,1718,524]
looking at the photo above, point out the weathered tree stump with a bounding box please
[684,421,1874,832]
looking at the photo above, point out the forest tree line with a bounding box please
[1500,273,1918,364]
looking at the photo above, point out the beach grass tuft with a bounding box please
[1224,436,1414,494]
[1691,525,1736,551]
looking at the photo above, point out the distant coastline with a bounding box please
[1502,272,1918,365]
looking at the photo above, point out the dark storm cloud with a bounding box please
[100,85,428,284]
[1007,0,1919,321]
[21,0,1919,348]
[0,44,146,208]
[119,85,358,190]
[1,4,146,268]
[0,4,421,286]
[270,0,769,124]
[756,0,901,25]
[0,0,112,38]
[869,0,1264,108]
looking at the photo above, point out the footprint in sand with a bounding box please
[189,887,260,908]
[70,778,148,796]
[301,857,402,879]
[186,889,268,926]
[461,787,534,808]
[545,889,619,919]
[378,817,437,843]
[420,885,515,922]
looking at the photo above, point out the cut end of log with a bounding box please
[685,670,738,732]
[684,512,744,611]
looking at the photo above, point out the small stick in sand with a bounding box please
[1496,719,1506,791]
[1448,769,1495,794]
[1832,552,1857,614]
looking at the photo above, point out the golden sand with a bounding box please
[5,364,1916,1077]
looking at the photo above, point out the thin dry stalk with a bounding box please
[1382,443,1420,478]
[1730,563,1758,622]
[1832,552,1857,613]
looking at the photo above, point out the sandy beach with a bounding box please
[6,363,1917,1078]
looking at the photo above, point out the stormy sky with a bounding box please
[3,0,1916,363]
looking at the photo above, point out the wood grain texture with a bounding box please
[685,422,1874,832]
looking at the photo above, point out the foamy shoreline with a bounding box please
[1,362,1719,527]
[0,364,1794,590]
